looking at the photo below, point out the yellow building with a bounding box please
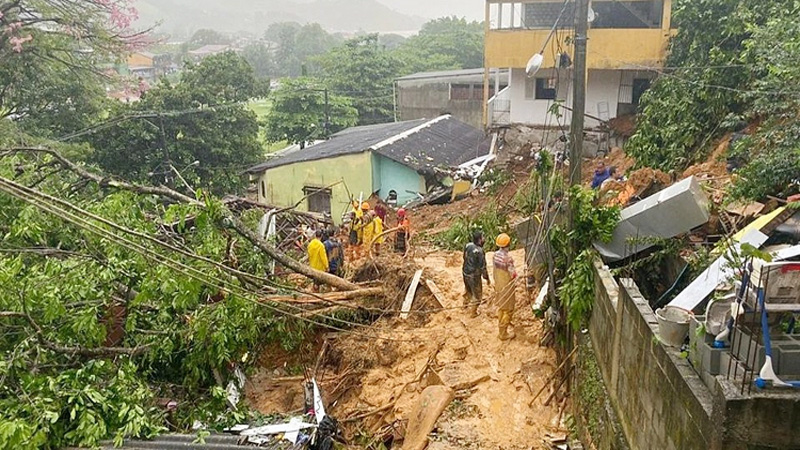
[484,0,673,128]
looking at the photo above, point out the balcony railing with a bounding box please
[489,0,664,30]
[488,86,511,127]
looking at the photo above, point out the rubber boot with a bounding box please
[467,302,479,318]
[499,311,515,340]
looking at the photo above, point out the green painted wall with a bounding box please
[372,154,426,205]
[257,152,373,224]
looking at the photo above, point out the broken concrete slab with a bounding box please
[668,229,769,312]
[595,176,711,262]
[402,385,454,450]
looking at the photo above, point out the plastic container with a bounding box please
[656,306,692,347]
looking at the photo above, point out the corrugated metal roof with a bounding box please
[245,116,491,174]
[245,119,427,173]
[89,433,252,449]
[396,68,509,84]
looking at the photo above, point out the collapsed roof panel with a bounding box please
[595,176,711,262]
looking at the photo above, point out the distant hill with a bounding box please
[136,0,426,36]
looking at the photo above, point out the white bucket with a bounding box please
[655,306,691,347]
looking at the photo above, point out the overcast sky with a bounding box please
[376,0,484,21]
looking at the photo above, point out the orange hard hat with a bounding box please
[361,202,370,211]
[397,208,406,218]
[495,233,511,248]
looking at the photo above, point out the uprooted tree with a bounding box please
[0,122,382,448]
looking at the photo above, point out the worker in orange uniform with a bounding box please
[493,233,518,340]
[307,230,329,292]
[395,208,411,256]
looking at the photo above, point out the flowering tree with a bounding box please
[0,1,147,135]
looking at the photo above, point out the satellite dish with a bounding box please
[526,53,544,77]
[588,8,596,23]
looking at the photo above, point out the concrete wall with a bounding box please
[396,82,487,129]
[587,263,716,450]
[372,154,426,206]
[258,152,374,224]
[585,262,800,450]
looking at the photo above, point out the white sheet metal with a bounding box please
[668,229,768,311]
[595,176,711,262]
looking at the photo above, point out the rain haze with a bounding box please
[137,0,485,35]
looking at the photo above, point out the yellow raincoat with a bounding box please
[308,238,329,272]
[374,216,384,244]
[361,215,375,248]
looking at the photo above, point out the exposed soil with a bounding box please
[245,248,563,449]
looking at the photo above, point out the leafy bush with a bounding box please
[434,205,513,252]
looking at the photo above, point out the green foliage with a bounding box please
[393,16,485,73]
[434,205,513,252]
[261,22,343,78]
[477,168,512,196]
[0,125,311,448]
[550,186,620,329]
[0,1,129,137]
[87,52,265,195]
[315,35,399,125]
[264,77,359,145]
[189,29,231,46]
[627,0,800,200]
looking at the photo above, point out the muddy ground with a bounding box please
[245,248,563,449]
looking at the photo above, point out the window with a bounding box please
[632,78,651,105]
[450,84,503,101]
[303,186,332,215]
[526,77,557,100]
[450,84,472,100]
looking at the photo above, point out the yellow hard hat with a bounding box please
[361,202,370,211]
[496,233,511,248]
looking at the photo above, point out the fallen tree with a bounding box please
[0,139,376,447]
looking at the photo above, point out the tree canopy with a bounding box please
[264,77,358,146]
[626,0,800,200]
[87,52,267,195]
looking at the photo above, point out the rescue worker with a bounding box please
[373,212,384,255]
[462,230,490,318]
[493,233,518,340]
[307,230,329,292]
[395,208,410,256]
[360,203,374,250]
[324,231,345,277]
[351,201,364,245]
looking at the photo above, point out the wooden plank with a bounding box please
[424,279,447,309]
[401,269,424,320]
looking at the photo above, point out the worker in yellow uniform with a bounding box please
[493,233,518,340]
[360,204,374,254]
[352,201,364,245]
[373,212,384,255]
[307,230,329,292]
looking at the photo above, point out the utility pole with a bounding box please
[569,0,589,188]
[323,88,331,138]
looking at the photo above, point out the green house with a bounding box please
[245,115,491,223]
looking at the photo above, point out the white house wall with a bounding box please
[507,68,625,128]
[585,70,622,128]
[509,68,572,126]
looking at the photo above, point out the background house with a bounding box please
[484,0,673,128]
[396,68,509,128]
[245,116,491,223]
